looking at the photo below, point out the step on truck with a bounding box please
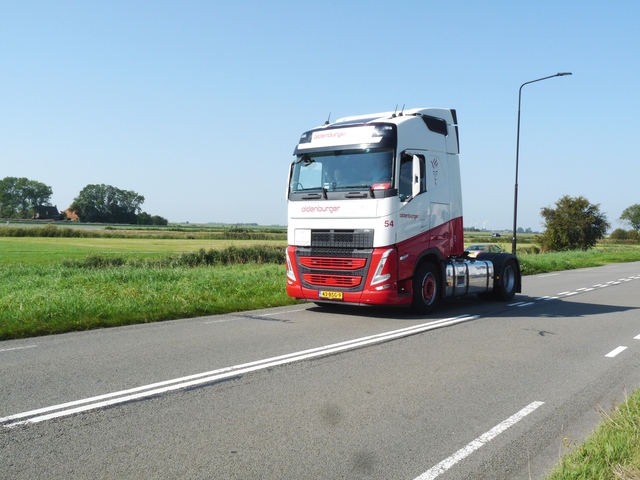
[285,108,521,313]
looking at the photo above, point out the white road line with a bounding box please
[0,345,37,353]
[202,308,309,323]
[508,301,535,307]
[605,346,628,358]
[414,401,544,480]
[254,308,309,317]
[1,314,479,427]
[634,334,640,340]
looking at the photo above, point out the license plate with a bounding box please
[318,290,343,300]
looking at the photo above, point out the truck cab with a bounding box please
[286,108,521,313]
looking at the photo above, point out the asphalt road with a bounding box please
[2,262,640,479]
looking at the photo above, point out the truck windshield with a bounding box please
[290,149,393,193]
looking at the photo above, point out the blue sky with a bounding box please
[2,1,639,231]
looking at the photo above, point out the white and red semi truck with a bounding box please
[285,108,521,313]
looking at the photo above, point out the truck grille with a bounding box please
[303,274,362,287]
[299,257,367,270]
[311,229,373,248]
[296,230,373,292]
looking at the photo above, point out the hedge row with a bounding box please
[63,246,286,269]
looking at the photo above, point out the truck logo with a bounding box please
[301,205,341,214]
[313,131,347,140]
[431,157,439,185]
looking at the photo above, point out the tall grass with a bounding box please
[0,261,296,339]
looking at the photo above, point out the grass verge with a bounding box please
[0,262,297,339]
[546,389,640,479]
[519,249,640,275]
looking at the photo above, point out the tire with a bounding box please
[493,259,518,301]
[411,261,440,314]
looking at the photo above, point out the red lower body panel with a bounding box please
[285,217,463,307]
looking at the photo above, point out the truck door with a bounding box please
[397,152,428,243]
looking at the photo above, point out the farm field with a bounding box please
[0,236,288,266]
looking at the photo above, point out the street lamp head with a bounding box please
[556,72,572,76]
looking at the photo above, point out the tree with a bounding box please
[0,177,53,218]
[538,195,610,251]
[620,204,640,232]
[137,212,168,226]
[70,184,145,223]
[609,228,628,241]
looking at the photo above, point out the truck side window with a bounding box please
[399,153,427,200]
[398,153,427,202]
[399,155,412,201]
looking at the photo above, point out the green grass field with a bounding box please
[0,230,290,339]
[0,236,287,266]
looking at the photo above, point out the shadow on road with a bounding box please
[305,292,638,323]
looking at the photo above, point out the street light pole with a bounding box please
[512,72,572,254]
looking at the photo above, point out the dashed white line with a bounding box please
[557,290,581,296]
[414,401,545,480]
[0,345,37,353]
[634,334,640,340]
[517,302,535,307]
[605,346,627,358]
[203,308,309,323]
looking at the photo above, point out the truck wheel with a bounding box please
[493,259,517,301]
[412,261,440,314]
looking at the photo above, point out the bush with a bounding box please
[609,228,629,241]
[63,246,285,269]
[171,246,285,267]
[63,254,126,269]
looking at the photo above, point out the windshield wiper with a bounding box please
[296,186,328,199]
[334,184,370,190]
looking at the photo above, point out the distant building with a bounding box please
[33,205,62,220]
[63,209,79,221]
